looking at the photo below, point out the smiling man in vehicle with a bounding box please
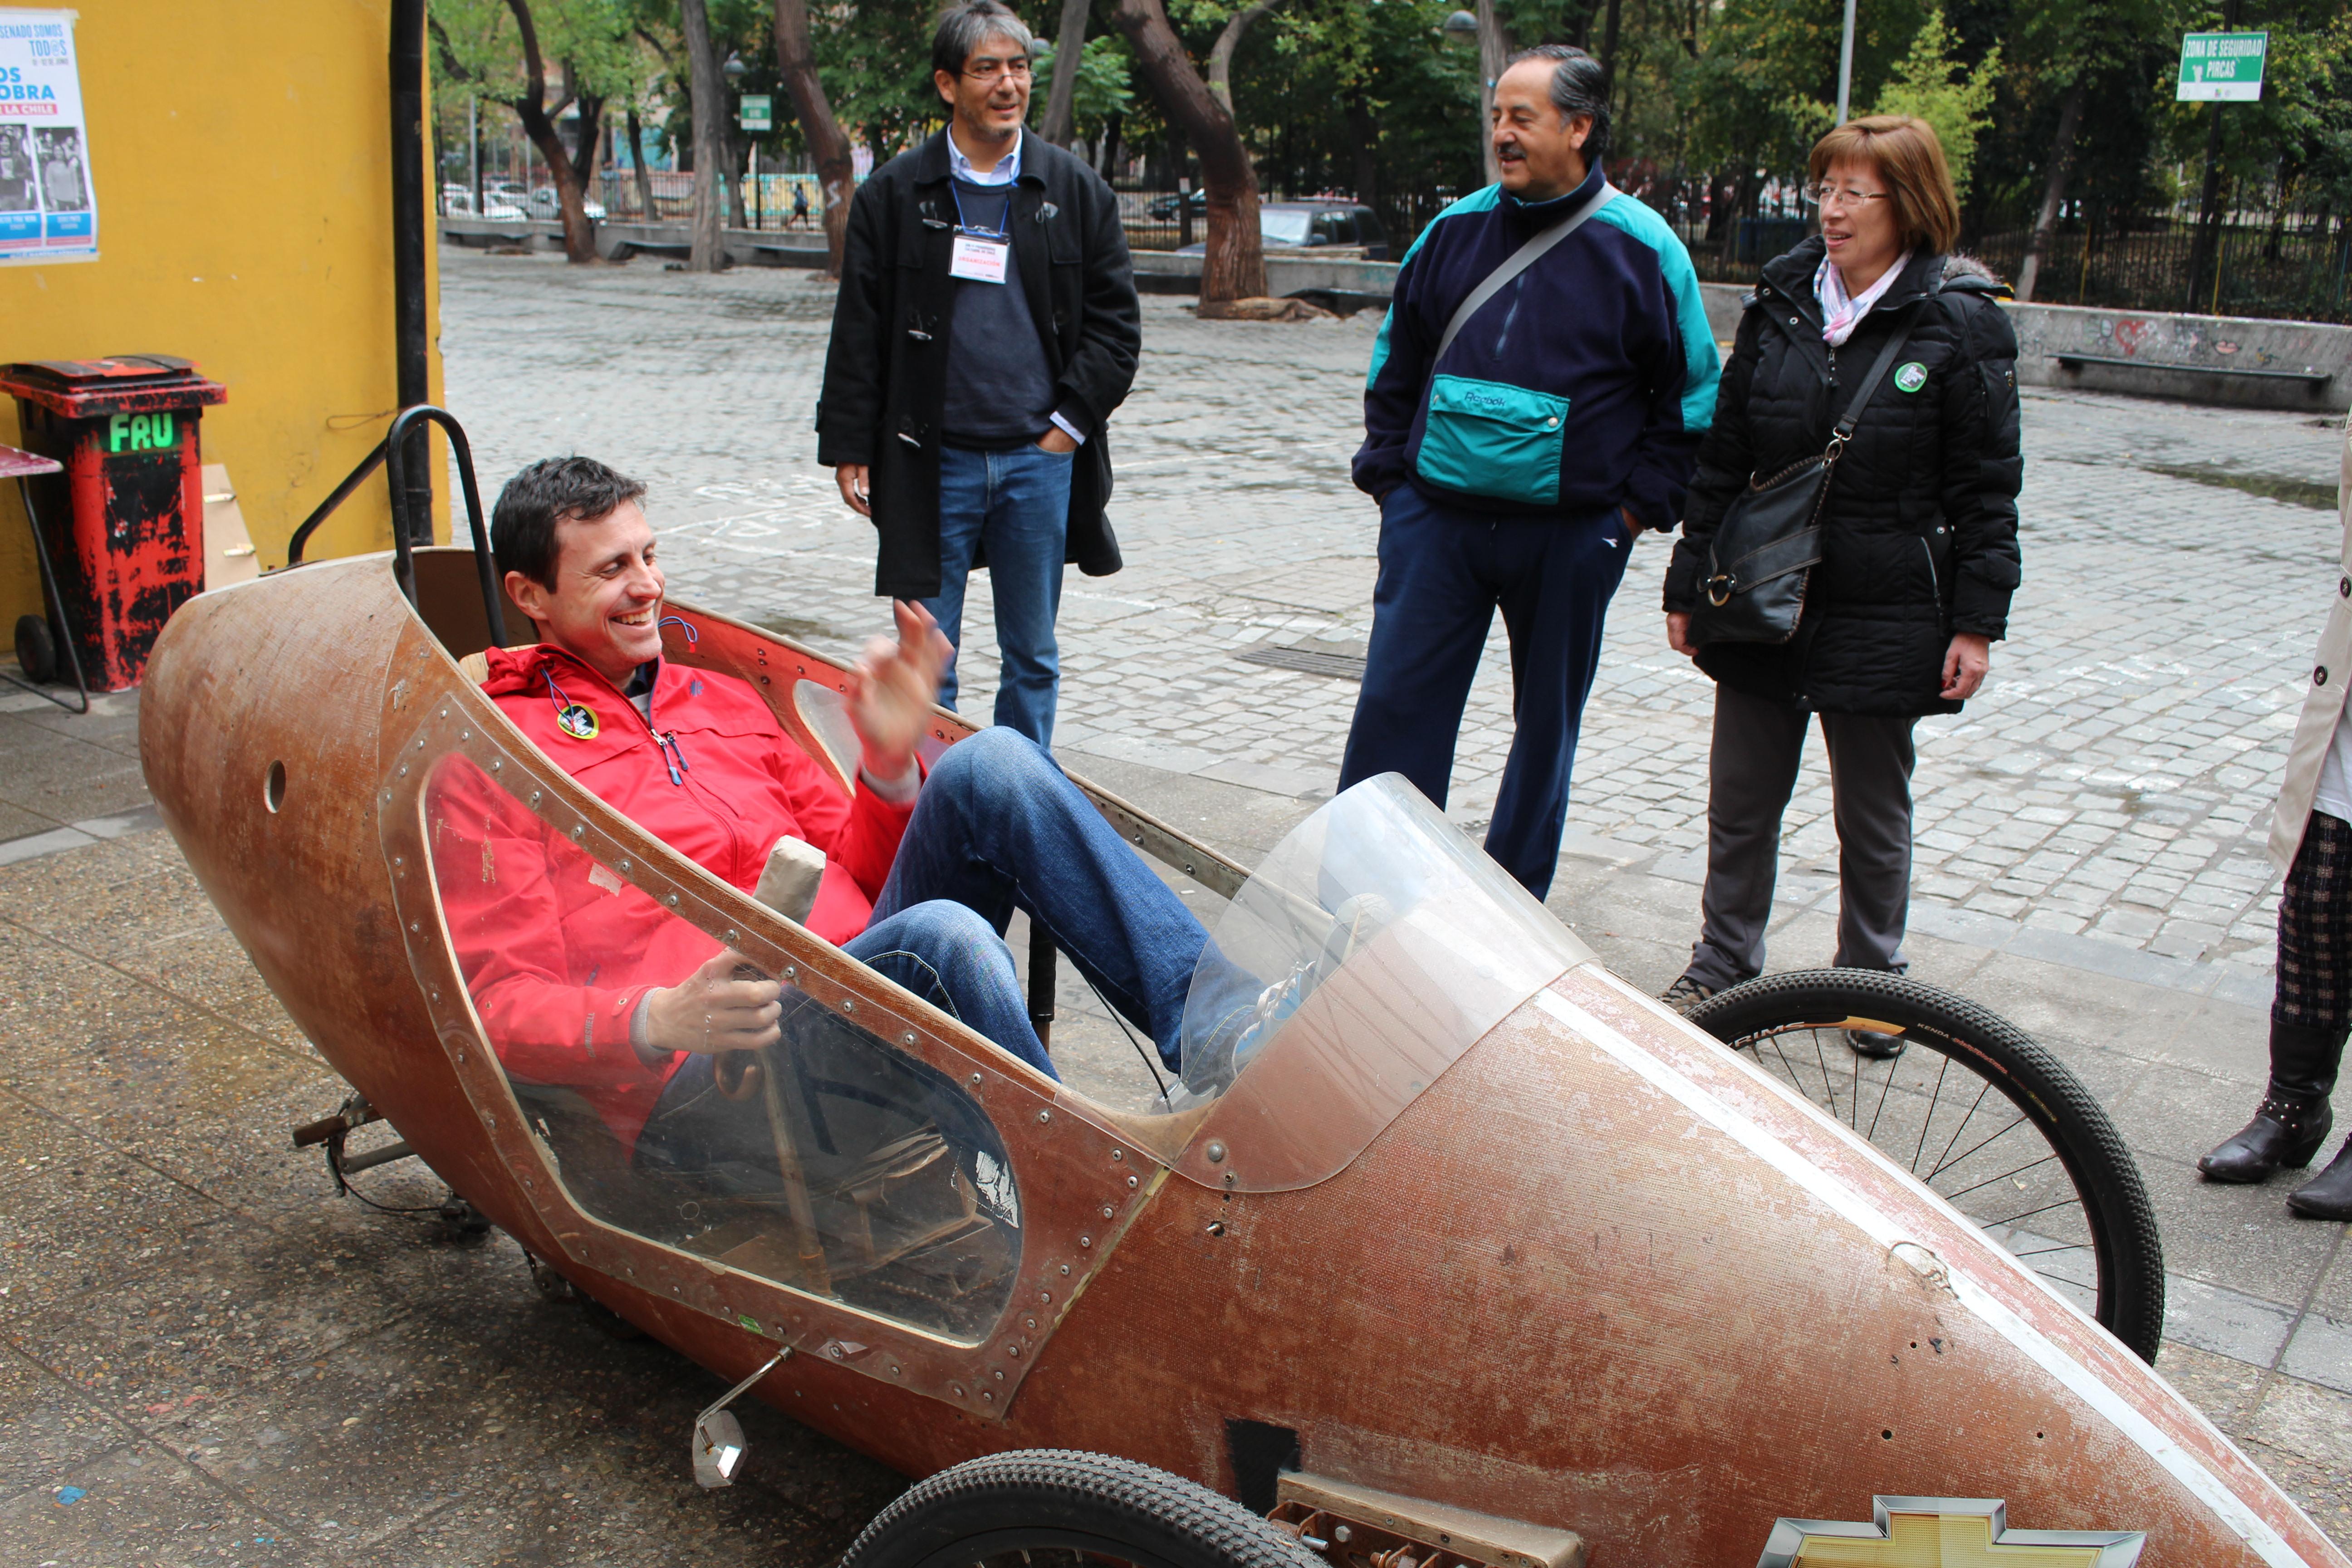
[435,457,1239,1166]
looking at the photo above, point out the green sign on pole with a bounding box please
[2176,31,2267,101]
[738,93,773,131]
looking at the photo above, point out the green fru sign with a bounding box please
[738,93,772,131]
[2176,31,2267,101]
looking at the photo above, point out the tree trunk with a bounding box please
[1038,0,1092,147]
[1112,0,1265,303]
[773,0,857,278]
[1207,0,1286,118]
[1096,109,1124,179]
[504,0,597,263]
[2014,82,2082,304]
[724,124,750,229]
[569,91,605,194]
[1598,0,1623,88]
[678,0,728,271]
[1343,89,1378,210]
[627,104,657,220]
[1476,0,1509,186]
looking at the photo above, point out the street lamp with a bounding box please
[1441,10,1477,35]
[723,52,747,86]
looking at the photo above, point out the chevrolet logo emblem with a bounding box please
[1758,1497,2145,1566]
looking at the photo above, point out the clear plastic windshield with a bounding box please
[1166,775,1591,1191]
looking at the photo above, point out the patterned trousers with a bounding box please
[2275,811,2352,1032]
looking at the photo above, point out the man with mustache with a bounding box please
[1344,45,1719,900]
[820,0,1140,752]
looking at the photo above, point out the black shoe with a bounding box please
[2199,1094,2334,1184]
[1659,976,1716,1015]
[1845,1027,1905,1060]
[2287,1137,2352,1220]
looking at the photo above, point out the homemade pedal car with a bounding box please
[139,417,2347,1568]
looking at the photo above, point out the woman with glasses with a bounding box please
[1656,115,2023,1027]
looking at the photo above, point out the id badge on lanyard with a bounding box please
[948,184,1013,284]
[949,230,1010,284]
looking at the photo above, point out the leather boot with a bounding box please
[2287,1138,2352,1220]
[2199,1019,2344,1183]
[2200,1094,2334,1182]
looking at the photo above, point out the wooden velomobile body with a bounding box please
[140,549,2344,1568]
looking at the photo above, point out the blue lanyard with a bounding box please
[950,182,1013,238]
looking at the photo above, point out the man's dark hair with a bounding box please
[932,0,1032,79]
[490,456,647,591]
[1506,44,1612,161]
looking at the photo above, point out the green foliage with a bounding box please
[1033,34,1136,141]
[1872,8,2001,197]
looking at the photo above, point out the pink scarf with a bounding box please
[1814,250,1911,347]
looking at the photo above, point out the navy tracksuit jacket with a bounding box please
[1339,162,1720,897]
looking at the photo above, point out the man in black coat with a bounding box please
[818,0,1140,750]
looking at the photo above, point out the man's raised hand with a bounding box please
[643,950,783,1058]
[846,598,952,781]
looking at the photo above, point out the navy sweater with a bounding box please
[1356,162,1721,525]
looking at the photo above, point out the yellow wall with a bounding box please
[0,0,446,627]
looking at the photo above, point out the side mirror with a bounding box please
[690,1346,791,1489]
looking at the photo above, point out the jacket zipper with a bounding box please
[1919,536,1941,600]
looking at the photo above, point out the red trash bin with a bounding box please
[0,355,228,692]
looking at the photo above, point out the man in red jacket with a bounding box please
[438,457,1235,1166]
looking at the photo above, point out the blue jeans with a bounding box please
[924,444,1074,749]
[642,726,1210,1171]
[1337,484,1632,899]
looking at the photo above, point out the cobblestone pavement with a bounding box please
[441,249,2345,1008]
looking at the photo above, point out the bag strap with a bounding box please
[1433,184,1617,364]
[1823,323,1916,460]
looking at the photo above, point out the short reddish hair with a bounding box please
[1809,115,1961,255]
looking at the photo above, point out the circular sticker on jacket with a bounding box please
[1894,361,1930,392]
[555,703,600,740]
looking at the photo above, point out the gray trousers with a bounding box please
[1682,683,1918,991]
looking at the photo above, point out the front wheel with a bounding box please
[839,1450,1323,1568]
[1686,969,2165,1362]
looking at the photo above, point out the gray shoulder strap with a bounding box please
[1432,184,1617,365]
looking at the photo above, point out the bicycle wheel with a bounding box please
[1686,969,2165,1362]
[840,1450,1323,1568]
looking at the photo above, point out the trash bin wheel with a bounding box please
[839,1450,1323,1568]
[1687,969,2165,1362]
[14,613,55,685]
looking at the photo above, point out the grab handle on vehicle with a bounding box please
[384,405,509,649]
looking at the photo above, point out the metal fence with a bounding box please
[443,165,2351,324]
[1643,175,2350,324]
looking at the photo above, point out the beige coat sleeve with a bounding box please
[2269,412,2352,872]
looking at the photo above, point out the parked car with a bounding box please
[1171,200,1389,261]
[526,186,607,221]
[441,186,527,221]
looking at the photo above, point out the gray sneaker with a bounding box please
[1659,975,1716,1014]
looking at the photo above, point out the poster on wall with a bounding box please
[0,9,93,264]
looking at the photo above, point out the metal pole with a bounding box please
[1835,0,1858,125]
[389,0,432,544]
[2186,0,2238,311]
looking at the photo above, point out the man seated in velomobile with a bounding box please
[431,456,1263,1177]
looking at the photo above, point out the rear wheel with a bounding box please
[839,1450,1322,1568]
[1686,969,2165,1362]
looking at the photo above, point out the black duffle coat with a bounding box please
[817,131,1141,601]
[1664,240,2024,716]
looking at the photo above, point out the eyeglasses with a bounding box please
[1804,182,1891,208]
[961,57,1033,83]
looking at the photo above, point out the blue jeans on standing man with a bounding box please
[1337,483,1634,900]
[924,444,1075,749]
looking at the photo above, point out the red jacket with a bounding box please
[430,645,916,1153]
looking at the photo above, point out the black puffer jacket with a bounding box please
[1664,240,2022,715]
